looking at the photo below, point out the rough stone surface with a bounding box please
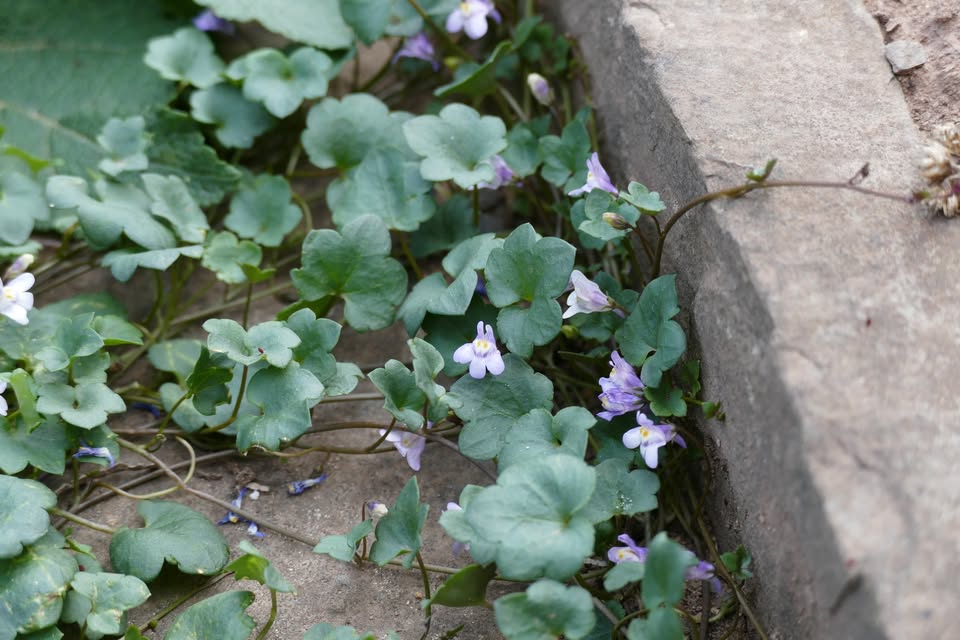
[885,40,927,74]
[551,1,959,639]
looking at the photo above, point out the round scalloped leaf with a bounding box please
[402,103,507,188]
[463,455,596,581]
[291,215,408,332]
[0,163,47,245]
[313,519,373,563]
[497,407,593,473]
[97,116,150,176]
[0,531,77,638]
[201,231,262,284]
[233,47,331,118]
[0,416,69,475]
[224,175,301,247]
[493,580,596,640]
[195,0,353,49]
[203,318,301,368]
[142,173,209,244]
[369,476,428,569]
[190,83,275,149]
[642,532,696,609]
[61,572,150,639]
[36,382,126,429]
[579,458,659,524]
[330,148,436,231]
[162,590,256,640]
[144,27,224,89]
[496,297,563,359]
[484,223,575,306]
[224,540,295,593]
[109,500,229,582]
[0,476,56,558]
[301,94,406,170]
[614,274,686,388]
[234,362,324,451]
[626,608,684,640]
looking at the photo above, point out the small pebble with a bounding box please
[884,40,926,74]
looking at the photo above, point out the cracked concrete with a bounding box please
[551,1,960,638]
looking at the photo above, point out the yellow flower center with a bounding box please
[639,427,650,439]
[460,2,470,12]
[2,288,14,300]
[473,338,490,352]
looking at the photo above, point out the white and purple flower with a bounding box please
[622,412,686,469]
[73,443,115,468]
[597,351,645,421]
[367,500,389,518]
[0,273,34,325]
[607,533,647,564]
[568,152,618,197]
[446,0,501,40]
[563,270,615,319]
[453,321,505,379]
[476,155,515,190]
[287,473,328,496]
[380,427,427,471]
[392,32,439,70]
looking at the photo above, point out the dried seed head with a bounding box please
[920,143,955,183]
[934,123,960,155]
[926,185,960,218]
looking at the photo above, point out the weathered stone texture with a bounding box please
[551,1,959,638]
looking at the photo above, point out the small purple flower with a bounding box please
[0,273,35,325]
[476,155,515,190]
[73,443,115,468]
[526,73,553,106]
[622,412,686,469]
[392,32,439,70]
[597,351,645,421]
[444,502,470,556]
[453,321,506,379]
[446,0,501,40]
[475,275,488,299]
[563,270,614,319]
[4,254,34,280]
[192,9,236,35]
[607,533,648,564]
[132,402,162,418]
[287,473,328,496]
[218,487,247,525]
[246,522,266,538]
[380,428,427,471]
[568,152,619,197]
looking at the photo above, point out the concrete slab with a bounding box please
[550,1,959,638]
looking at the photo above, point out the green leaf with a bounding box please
[144,27,224,88]
[142,173,210,243]
[435,41,512,98]
[409,194,475,258]
[36,382,125,429]
[225,175,301,247]
[162,590,256,640]
[368,361,426,430]
[202,231,263,284]
[409,337,449,422]
[303,624,380,640]
[36,313,103,372]
[539,118,590,188]
[97,116,150,176]
[110,501,230,582]
[720,544,754,579]
[148,339,202,382]
[0,0,176,174]
[494,580,595,640]
[503,119,546,178]
[230,47,331,118]
[195,0,354,49]
[496,297,563,358]
[185,346,233,410]
[428,564,496,608]
[331,148,435,231]
[403,103,507,189]
[0,475,56,559]
[203,318,301,368]
[448,355,553,460]
[92,315,143,346]
[292,215,408,332]
[644,377,687,418]
[443,233,503,277]
[0,164,47,245]
[620,181,665,214]
[485,223,575,305]
[312,519,373,562]
[603,561,645,591]
[284,309,359,395]
[386,0,458,37]
[340,0,391,44]
[498,407,593,472]
[302,94,407,171]
[234,362,324,451]
[578,189,640,242]
[225,540,295,593]
[462,456,596,580]
[0,531,77,639]
[625,608,684,640]
[145,109,242,206]
[190,83,275,149]
[45,176,177,251]
[580,459,659,524]
[642,532,695,609]
[615,275,686,388]
[370,476,429,569]
[0,416,68,475]
[61,572,150,639]
[102,245,204,282]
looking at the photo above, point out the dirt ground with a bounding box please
[862,0,960,131]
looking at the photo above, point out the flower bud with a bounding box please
[367,501,389,518]
[526,73,553,106]
[4,254,34,279]
[602,211,631,230]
